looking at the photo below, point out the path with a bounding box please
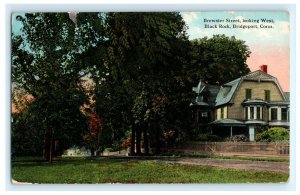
[158,157,289,173]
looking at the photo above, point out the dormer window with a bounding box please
[245,88,252,99]
[264,90,271,101]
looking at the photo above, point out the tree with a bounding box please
[83,111,104,155]
[190,34,251,84]
[73,12,192,155]
[95,12,193,155]
[12,13,88,161]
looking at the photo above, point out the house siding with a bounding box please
[227,80,285,120]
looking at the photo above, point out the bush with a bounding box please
[255,127,289,142]
[226,134,249,142]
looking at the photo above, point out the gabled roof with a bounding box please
[243,70,276,81]
[215,78,241,107]
[284,92,290,101]
[206,85,220,105]
[191,80,220,107]
[215,70,287,107]
[192,69,288,108]
[192,80,206,94]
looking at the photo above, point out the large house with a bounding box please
[190,65,290,141]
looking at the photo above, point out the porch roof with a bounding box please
[209,119,246,126]
[268,101,290,106]
[244,120,268,125]
[242,99,267,106]
[190,101,210,107]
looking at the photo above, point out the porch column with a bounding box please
[249,126,255,141]
[230,126,233,137]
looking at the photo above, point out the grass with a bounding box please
[12,157,289,184]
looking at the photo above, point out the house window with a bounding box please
[249,107,254,119]
[257,107,261,120]
[217,107,227,119]
[246,106,263,120]
[281,108,288,121]
[271,108,277,120]
[245,89,252,99]
[197,111,209,123]
[265,90,271,101]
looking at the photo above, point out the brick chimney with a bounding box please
[260,65,268,73]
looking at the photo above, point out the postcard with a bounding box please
[11,11,290,184]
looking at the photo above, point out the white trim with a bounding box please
[249,126,255,141]
[278,107,281,121]
[247,107,250,120]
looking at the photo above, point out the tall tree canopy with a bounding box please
[78,12,193,154]
[190,34,251,84]
[12,13,88,160]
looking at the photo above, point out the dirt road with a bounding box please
[159,158,289,173]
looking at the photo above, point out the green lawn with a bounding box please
[12,157,289,184]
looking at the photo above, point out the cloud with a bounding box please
[188,26,207,39]
[182,12,198,24]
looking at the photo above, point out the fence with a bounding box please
[163,141,289,156]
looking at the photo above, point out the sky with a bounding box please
[182,11,290,92]
[12,11,290,92]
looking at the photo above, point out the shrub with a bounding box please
[255,127,289,142]
[226,134,249,142]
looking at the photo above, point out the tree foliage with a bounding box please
[97,12,192,154]
[190,34,251,84]
[12,13,88,160]
[83,112,105,155]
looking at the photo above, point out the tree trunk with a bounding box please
[49,136,53,163]
[90,148,95,156]
[143,122,149,155]
[154,117,161,154]
[43,130,50,161]
[136,124,142,156]
[130,125,136,156]
[49,128,54,163]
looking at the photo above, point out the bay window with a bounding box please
[281,108,288,121]
[270,108,277,120]
[245,106,263,120]
[269,107,289,121]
